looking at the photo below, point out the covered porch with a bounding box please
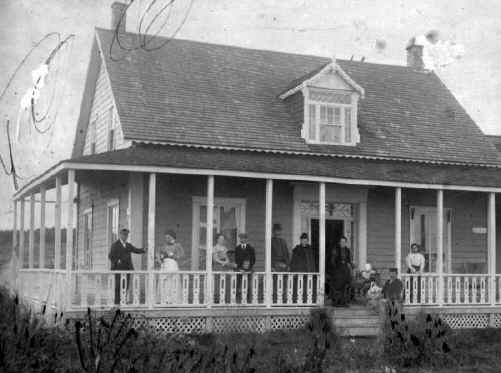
[10,147,501,331]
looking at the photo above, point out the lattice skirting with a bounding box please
[125,314,310,334]
[270,315,309,330]
[493,314,501,328]
[442,313,489,329]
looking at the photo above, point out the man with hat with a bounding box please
[234,232,255,272]
[271,223,290,272]
[108,228,147,305]
[234,232,256,303]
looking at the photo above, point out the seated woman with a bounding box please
[213,233,236,271]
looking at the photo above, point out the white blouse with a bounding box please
[406,252,425,272]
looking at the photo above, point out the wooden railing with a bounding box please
[271,272,319,306]
[17,269,66,309]
[153,271,207,307]
[402,273,492,306]
[68,270,321,309]
[212,272,265,306]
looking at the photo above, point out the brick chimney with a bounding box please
[111,2,127,34]
[406,37,424,71]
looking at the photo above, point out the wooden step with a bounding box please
[337,326,380,337]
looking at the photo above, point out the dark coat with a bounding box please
[271,237,290,270]
[290,244,317,272]
[234,244,256,271]
[109,240,145,270]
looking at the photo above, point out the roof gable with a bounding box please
[279,61,365,99]
[94,28,501,166]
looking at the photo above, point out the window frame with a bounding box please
[191,197,246,270]
[106,199,120,269]
[303,87,358,146]
[89,118,97,155]
[82,208,93,269]
[107,107,116,151]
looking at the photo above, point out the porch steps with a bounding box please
[327,306,382,337]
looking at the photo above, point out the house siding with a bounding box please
[154,176,293,272]
[367,188,488,272]
[82,59,130,156]
[76,174,489,274]
[77,172,130,270]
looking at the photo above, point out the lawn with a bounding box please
[0,284,501,372]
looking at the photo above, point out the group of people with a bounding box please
[108,225,421,306]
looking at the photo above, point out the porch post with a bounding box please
[147,173,156,308]
[54,176,62,269]
[19,199,26,269]
[40,185,46,269]
[488,192,496,306]
[437,189,444,306]
[318,182,326,305]
[28,194,35,268]
[65,170,75,309]
[358,201,367,270]
[205,175,215,306]
[395,187,402,275]
[265,179,273,307]
[12,199,18,261]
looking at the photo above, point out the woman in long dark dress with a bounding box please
[329,237,353,306]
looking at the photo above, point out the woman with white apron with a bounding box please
[157,230,184,304]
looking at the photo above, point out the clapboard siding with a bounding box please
[75,173,490,274]
[367,188,489,272]
[366,187,395,269]
[83,59,130,155]
[77,172,129,270]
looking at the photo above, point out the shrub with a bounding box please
[382,300,455,369]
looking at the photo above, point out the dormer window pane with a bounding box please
[345,108,352,143]
[308,104,316,140]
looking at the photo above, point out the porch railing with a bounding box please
[402,273,492,306]
[68,270,321,309]
[17,268,66,309]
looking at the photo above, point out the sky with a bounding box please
[1,0,501,229]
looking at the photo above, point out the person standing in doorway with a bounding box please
[329,236,353,306]
[108,228,147,305]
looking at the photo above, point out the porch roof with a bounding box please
[13,144,501,199]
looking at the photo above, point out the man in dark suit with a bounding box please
[109,228,147,305]
[234,233,255,303]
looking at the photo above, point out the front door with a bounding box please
[310,219,345,270]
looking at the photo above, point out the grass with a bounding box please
[1,286,501,372]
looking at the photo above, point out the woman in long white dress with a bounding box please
[157,230,184,304]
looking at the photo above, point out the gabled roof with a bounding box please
[279,60,365,99]
[74,28,500,166]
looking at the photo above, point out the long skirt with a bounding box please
[330,264,352,306]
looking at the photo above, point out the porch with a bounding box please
[10,159,501,331]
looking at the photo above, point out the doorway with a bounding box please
[310,219,345,269]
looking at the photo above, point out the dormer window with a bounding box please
[306,87,356,144]
[280,60,364,147]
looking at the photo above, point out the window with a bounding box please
[191,197,246,269]
[82,209,93,269]
[89,119,97,154]
[106,200,119,253]
[305,87,357,145]
[107,107,116,151]
[409,206,452,273]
